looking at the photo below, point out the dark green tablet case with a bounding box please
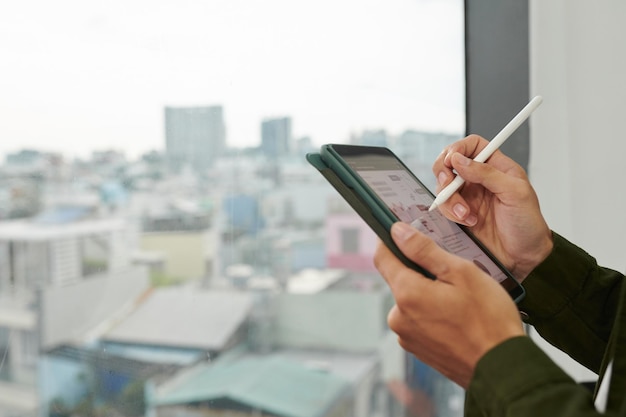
[306,152,435,279]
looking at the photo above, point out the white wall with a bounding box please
[40,266,150,349]
[529,0,626,381]
[275,292,388,352]
[530,0,626,271]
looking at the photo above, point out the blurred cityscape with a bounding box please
[0,105,463,417]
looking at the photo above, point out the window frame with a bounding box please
[465,0,530,170]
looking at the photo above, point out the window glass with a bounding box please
[0,1,464,416]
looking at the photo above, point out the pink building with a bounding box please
[325,198,378,272]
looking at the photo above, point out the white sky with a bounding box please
[0,0,464,159]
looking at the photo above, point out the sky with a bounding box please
[0,0,464,160]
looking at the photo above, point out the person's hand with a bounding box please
[432,134,553,280]
[374,222,525,388]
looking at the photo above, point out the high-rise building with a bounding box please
[165,106,225,173]
[261,117,292,158]
[350,129,388,147]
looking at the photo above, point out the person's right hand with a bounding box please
[432,134,553,281]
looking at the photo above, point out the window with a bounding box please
[80,235,110,277]
[340,228,360,254]
[0,1,472,416]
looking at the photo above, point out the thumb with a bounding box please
[390,222,463,282]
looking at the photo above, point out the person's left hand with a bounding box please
[374,222,525,388]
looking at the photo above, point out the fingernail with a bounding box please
[437,172,447,187]
[466,214,478,226]
[453,203,468,219]
[391,222,416,242]
[453,152,471,166]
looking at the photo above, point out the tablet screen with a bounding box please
[338,147,512,285]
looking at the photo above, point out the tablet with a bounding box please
[307,144,525,303]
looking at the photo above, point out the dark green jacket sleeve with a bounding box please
[465,336,597,417]
[465,232,625,417]
[519,232,623,372]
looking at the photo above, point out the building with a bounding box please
[324,196,378,273]
[350,129,388,147]
[261,117,292,158]
[0,178,41,220]
[147,288,399,417]
[164,106,226,174]
[0,211,149,417]
[393,130,459,192]
[149,353,352,417]
[38,287,253,417]
[139,201,213,284]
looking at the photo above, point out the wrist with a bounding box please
[515,230,554,282]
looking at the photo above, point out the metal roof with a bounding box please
[153,355,350,417]
[102,287,253,350]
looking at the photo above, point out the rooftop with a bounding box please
[0,217,125,241]
[102,287,253,351]
[152,353,351,417]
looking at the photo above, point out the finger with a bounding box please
[432,135,487,190]
[433,134,521,190]
[442,134,487,167]
[449,152,529,201]
[373,236,436,296]
[446,136,524,175]
[436,193,478,227]
[432,154,455,191]
[387,305,420,345]
[389,222,463,283]
[374,239,417,285]
[387,304,404,334]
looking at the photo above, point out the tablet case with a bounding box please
[306,152,436,279]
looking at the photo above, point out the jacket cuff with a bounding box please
[467,336,576,416]
[517,232,596,324]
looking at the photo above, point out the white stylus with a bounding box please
[429,95,543,212]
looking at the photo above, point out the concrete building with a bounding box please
[146,288,401,417]
[0,213,149,417]
[0,179,41,220]
[350,129,388,147]
[164,106,226,174]
[393,130,459,192]
[38,287,253,417]
[137,195,214,284]
[261,117,292,158]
